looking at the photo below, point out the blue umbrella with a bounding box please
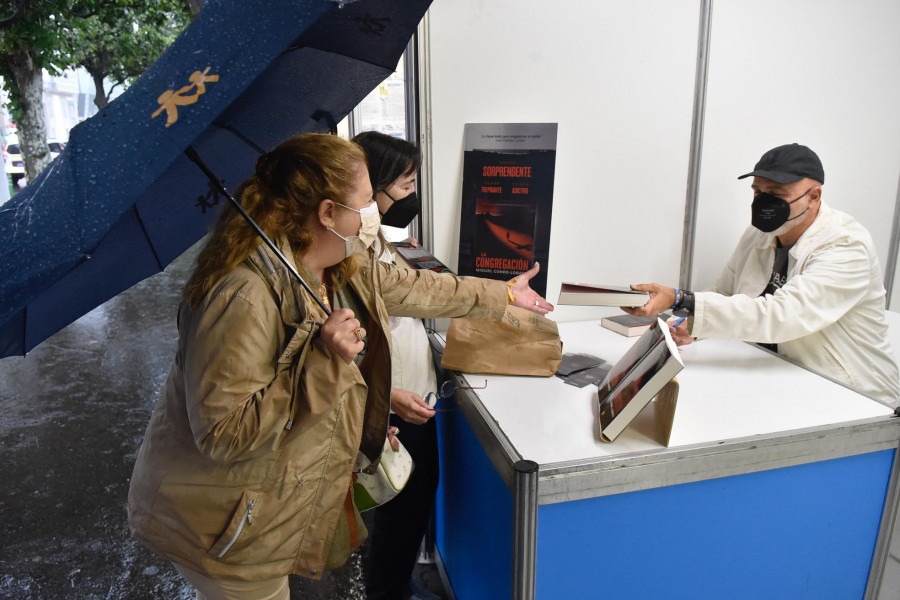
[0,0,432,358]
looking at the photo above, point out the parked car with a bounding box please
[5,139,66,189]
[4,140,24,188]
[47,139,65,159]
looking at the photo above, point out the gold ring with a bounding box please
[354,329,364,342]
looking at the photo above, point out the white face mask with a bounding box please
[329,201,380,257]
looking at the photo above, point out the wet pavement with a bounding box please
[0,242,373,599]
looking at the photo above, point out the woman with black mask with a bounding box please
[353,131,440,600]
[355,131,422,230]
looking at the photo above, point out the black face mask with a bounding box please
[751,188,811,233]
[380,190,420,228]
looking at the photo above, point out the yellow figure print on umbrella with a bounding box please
[152,67,220,127]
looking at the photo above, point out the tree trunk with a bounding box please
[91,69,107,110]
[5,49,50,183]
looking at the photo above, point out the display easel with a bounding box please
[599,378,679,446]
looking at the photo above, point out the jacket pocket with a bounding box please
[275,322,316,376]
[208,489,260,559]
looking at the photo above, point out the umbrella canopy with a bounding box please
[0,0,431,358]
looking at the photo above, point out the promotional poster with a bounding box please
[457,123,557,297]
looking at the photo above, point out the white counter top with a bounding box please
[439,312,894,467]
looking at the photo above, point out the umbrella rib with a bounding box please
[212,122,267,155]
[20,306,27,357]
[131,205,165,271]
[285,43,398,73]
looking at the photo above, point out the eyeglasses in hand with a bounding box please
[424,379,487,412]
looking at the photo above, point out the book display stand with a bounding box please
[649,379,678,447]
[604,378,679,447]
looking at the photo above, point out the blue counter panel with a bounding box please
[436,410,514,600]
[536,449,895,600]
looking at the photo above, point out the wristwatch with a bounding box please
[673,290,695,317]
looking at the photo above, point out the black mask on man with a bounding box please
[380,191,420,228]
[751,188,811,233]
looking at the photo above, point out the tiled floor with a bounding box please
[879,510,900,599]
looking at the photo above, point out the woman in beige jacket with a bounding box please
[127,133,552,599]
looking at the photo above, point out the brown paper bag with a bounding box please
[441,306,563,376]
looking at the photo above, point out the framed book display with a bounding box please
[457,123,558,297]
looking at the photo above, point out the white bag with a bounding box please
[353,436,414,511]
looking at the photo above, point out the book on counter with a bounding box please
[557,282,649,307]
[601,314,658,337]
[597,318,683,442]
[392,242,454,274]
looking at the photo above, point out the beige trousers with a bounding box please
[173,563,290,600]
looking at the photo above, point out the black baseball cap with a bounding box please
[738,143,824,184]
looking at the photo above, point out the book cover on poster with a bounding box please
[457,123,557,297]
[597,319,683,442]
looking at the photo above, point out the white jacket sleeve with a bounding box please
[692,236,871,344]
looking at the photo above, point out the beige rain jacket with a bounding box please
[127,241,506,580]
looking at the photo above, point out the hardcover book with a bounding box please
[392,243,454,274]
[597,319,683,442]
[558,283,649,307]
[601,314,659,337]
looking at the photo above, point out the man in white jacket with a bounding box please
[626,143,899,408]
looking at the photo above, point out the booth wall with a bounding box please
[422,0,900,315]
[693,0,900,296]
[423,0,700,322]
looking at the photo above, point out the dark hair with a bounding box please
[352,131,421,192]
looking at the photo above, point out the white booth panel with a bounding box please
[425,0,701,322]
[694,0,900,293]
[893,253,900,311]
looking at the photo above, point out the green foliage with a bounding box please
[0,1,72,117]
[0,0,192,118]
[62,0,193,107]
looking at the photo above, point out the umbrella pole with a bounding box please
[184,146,332,316]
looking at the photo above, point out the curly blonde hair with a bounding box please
[184,133,366,308]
